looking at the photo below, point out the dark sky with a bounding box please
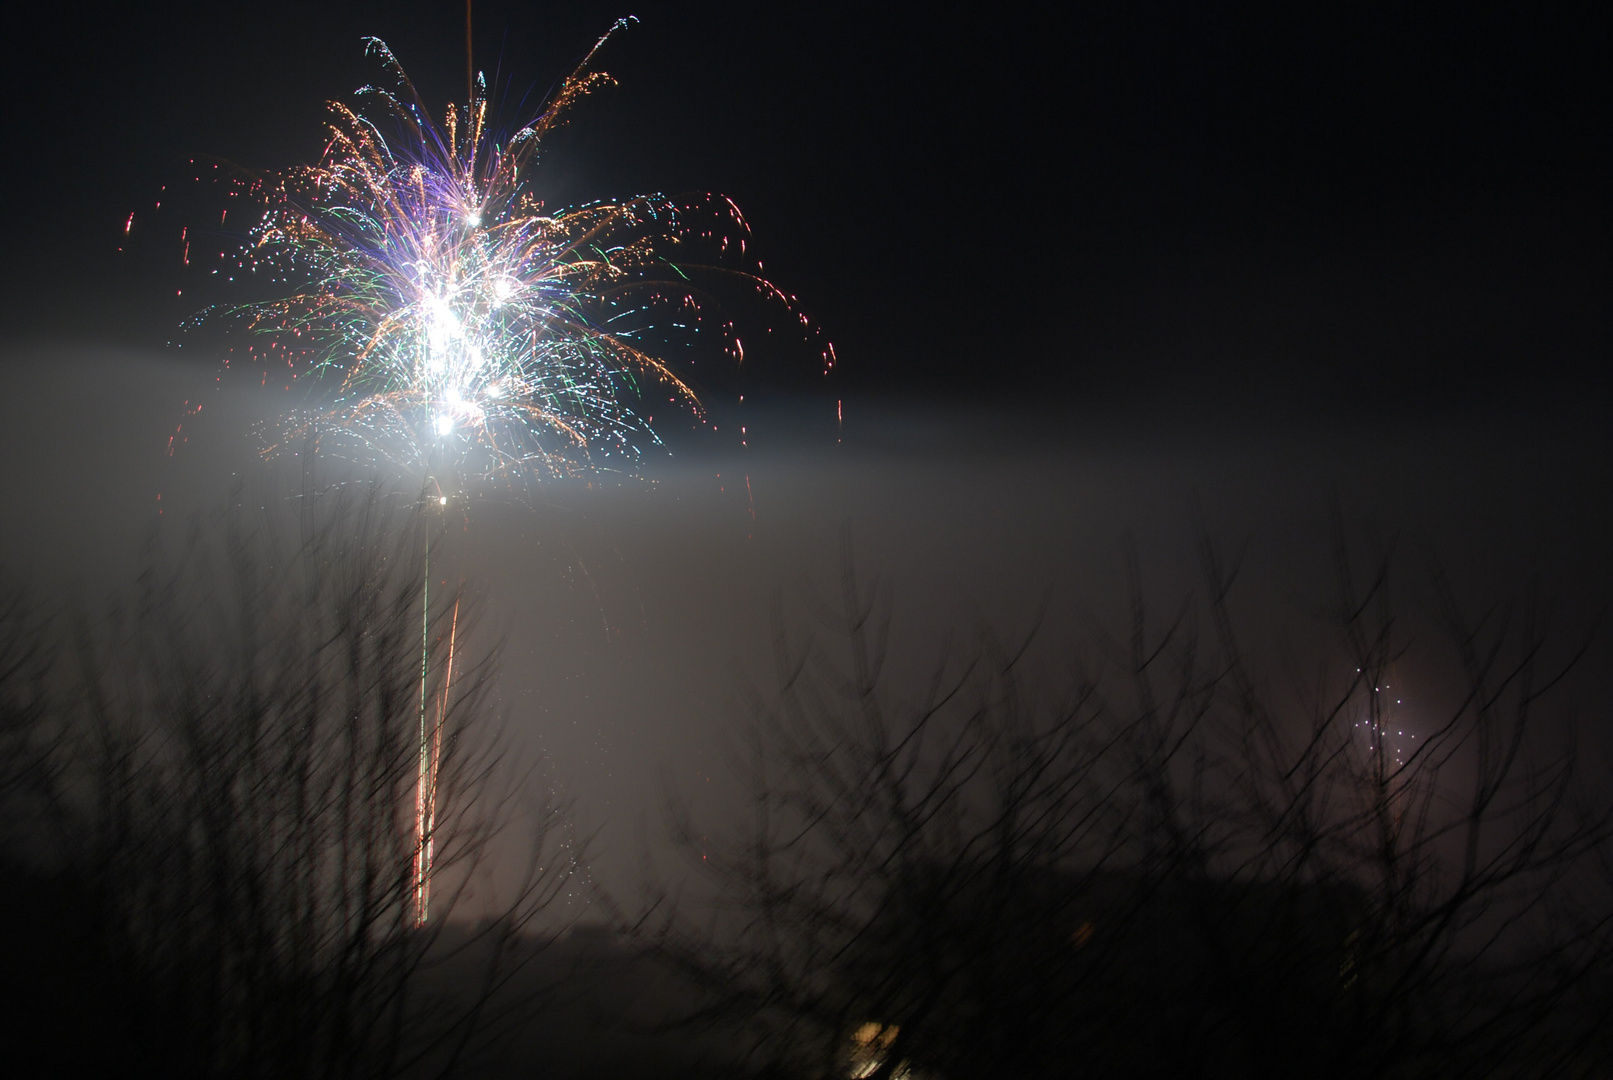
[3,0,1611,413]
[1,2,1610,896]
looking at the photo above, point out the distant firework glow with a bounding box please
[206,17,831,490]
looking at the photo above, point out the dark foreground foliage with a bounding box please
[0,487,579,1080]
[639,530,1613,1080]
[3,495,1611,1080]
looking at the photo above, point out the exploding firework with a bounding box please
[206,17,830,491]
[1354,665,1417,772]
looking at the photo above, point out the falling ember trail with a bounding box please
[413,523,432,925]
[414,583,460,927]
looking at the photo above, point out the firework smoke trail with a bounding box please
[199,19,830,924]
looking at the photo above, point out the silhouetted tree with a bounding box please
[0,484,578,1080]
[644,528,1613,1079]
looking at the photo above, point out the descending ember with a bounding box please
[208,18,829,487]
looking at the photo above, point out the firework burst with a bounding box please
[212,18,827,489]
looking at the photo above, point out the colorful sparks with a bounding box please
[204,18,829,488]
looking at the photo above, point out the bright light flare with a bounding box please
[211,19,831,485]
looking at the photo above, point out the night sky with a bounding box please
[2,1,1610,887]
[5,0,1611,409]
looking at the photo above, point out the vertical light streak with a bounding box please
[418,591,460,924]
[413,524,431,925]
